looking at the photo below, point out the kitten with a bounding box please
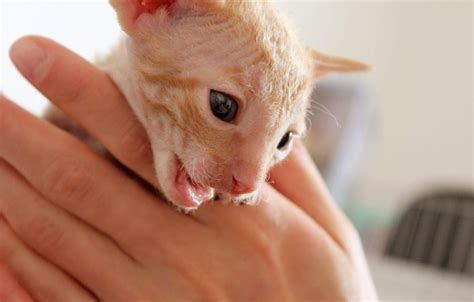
[47,0,369,210]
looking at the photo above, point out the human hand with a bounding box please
[0,36,377,301]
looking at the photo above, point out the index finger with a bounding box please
[9,36,157,187]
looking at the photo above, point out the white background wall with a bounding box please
[1,0,473,210]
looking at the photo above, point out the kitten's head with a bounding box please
[110,0,369,209]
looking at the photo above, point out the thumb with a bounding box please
[268,139,357,252]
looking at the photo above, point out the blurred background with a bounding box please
[1,0,473,300]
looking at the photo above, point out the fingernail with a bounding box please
[10,39,49,83]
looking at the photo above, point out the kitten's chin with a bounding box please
[170,155,215,210]
[156,152,259,210]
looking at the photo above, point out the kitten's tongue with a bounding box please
[175,167,214,209]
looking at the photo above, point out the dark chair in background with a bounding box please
[385,190,474,276]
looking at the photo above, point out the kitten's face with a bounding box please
[110,0,368,209]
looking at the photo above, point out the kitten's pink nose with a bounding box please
[232,176,255,195]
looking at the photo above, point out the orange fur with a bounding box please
[98,0,370,208]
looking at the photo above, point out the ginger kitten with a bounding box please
[48,0,369,210]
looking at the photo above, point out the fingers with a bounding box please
[9,36,156,187]
[0,160,141,301]
[268,140,358,252]
[0,97,191,254]
[0,262,33,302]
[0,217,95,302]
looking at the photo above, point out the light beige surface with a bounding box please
[369,256,473,302]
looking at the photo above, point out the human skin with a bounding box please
[0,36,377,301]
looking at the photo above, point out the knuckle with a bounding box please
[247,229,283,278]
[64,77,89,106]
[23,214,68,254]
[42,155,92,202]
[119,120,152,166]
[43,63,91,107]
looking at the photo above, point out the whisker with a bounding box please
[311,101,341,128]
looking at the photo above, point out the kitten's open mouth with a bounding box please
[173,155,214,209]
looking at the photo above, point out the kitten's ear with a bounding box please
[109,0,168,33]
[109,0,221,35]
[310,49,371,80]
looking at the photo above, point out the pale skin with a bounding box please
[0,36,377,301]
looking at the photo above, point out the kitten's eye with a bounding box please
[277,131,294,150]
[210,90,238,123]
